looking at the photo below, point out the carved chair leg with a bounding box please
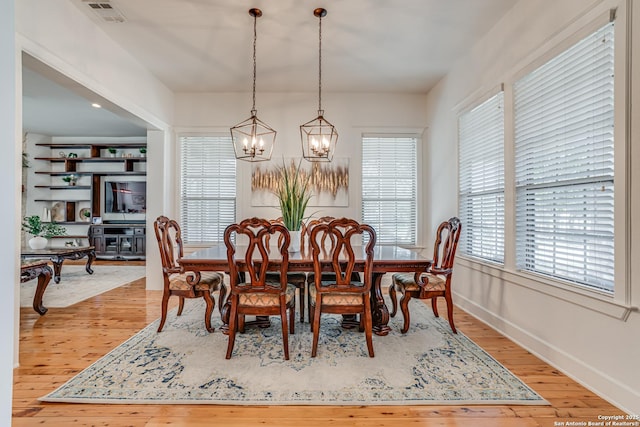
[177,296,185,316]
[157,292,170,332]
[307,285,313,325]
[280,303,290,360]
[218,282,227,315]
[363,299,374,357]
[238,314,245,334]
[225,299,238,359]
[311,300,322,357]
[298,284,306,323]
[444,293,457,334]
[388,282,398,317]
[289,302,295,335]
[308,301,315,332]
[431,297,439,318]
[203,292,215,333]
[398,292,412,334]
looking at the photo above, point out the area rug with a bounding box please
[41,296,547,405]
[20,265,145,308]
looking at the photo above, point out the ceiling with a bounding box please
[22,0,516,137]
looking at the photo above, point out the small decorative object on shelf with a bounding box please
[62,174,78,186]
[22,215,67,249]
[67,152,78,158]
[139,147,147,158]
[107,147,117,157]
[64,239,80,248]
[79,208,91,222]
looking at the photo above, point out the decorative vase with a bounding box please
[288,229,301,253]
[28,236,47,250]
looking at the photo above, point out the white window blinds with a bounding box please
[179,135,236,245]
[514,22,615,292]
[362,135,417,245]
[458,92,505,263]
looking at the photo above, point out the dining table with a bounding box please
[179,244,431,336]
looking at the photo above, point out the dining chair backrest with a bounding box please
[304,216,337,256]
[309,218,376,291]
[224,217,290,292]
[431,217,462,274]
[154,215,183,274]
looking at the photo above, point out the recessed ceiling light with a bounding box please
[91,103,102,108]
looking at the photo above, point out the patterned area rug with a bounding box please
[20,265,145,308]
[41,296,547,405]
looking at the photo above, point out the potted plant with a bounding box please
[62,174,77,186]
[22,215,67,249]
[276,159,312,252]
[107,147,117,157]
[139,147,147,157]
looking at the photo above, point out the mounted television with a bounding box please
[101,177,146,222]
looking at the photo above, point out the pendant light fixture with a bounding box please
[300,8,337,162]
[230,8,276,162]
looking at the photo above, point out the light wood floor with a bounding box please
[13,261,625,426]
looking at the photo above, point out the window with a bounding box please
[458,92,505,263]
[514,22,615,293]
[179,135,236,245]
[362,135,417,245]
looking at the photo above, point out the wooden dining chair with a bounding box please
[308,218,376,357]
[305,216,361,321]
[154,216,224,333]
[264,217,308,323]
[389,217,462,334]
[224,217,296,360]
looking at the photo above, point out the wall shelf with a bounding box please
[29,141,147,252]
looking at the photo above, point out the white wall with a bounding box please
[174,91,428,231]
[1,1,17,425]
[15,0,174,294]
[425,0,639,413]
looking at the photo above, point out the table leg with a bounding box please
[371,272,391,336]
[85,249,96,275]
[33,266,53,315]
[51,260,63,284]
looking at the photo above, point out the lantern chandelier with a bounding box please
[300,8,338,162]
[230,8,276,162]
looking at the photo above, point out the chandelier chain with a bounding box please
[318,13,322,113]
[252,12,257,113]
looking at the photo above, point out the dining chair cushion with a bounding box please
[168,271,223,291]
[309,282,366,305]
[238,283,297,307]
[391,273,446,292]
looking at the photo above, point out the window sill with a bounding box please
[456,256,637,321]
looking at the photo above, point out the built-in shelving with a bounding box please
[28,141,147,251]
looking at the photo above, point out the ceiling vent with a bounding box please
[82,0,126,23]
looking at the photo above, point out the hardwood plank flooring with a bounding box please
[13,260,625,426]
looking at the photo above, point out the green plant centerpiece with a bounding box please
[22,215,67,249]
[276,159,312,252]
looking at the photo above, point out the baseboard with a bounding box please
[454,292,640,414]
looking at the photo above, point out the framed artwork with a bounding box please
[251,158,349,207]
